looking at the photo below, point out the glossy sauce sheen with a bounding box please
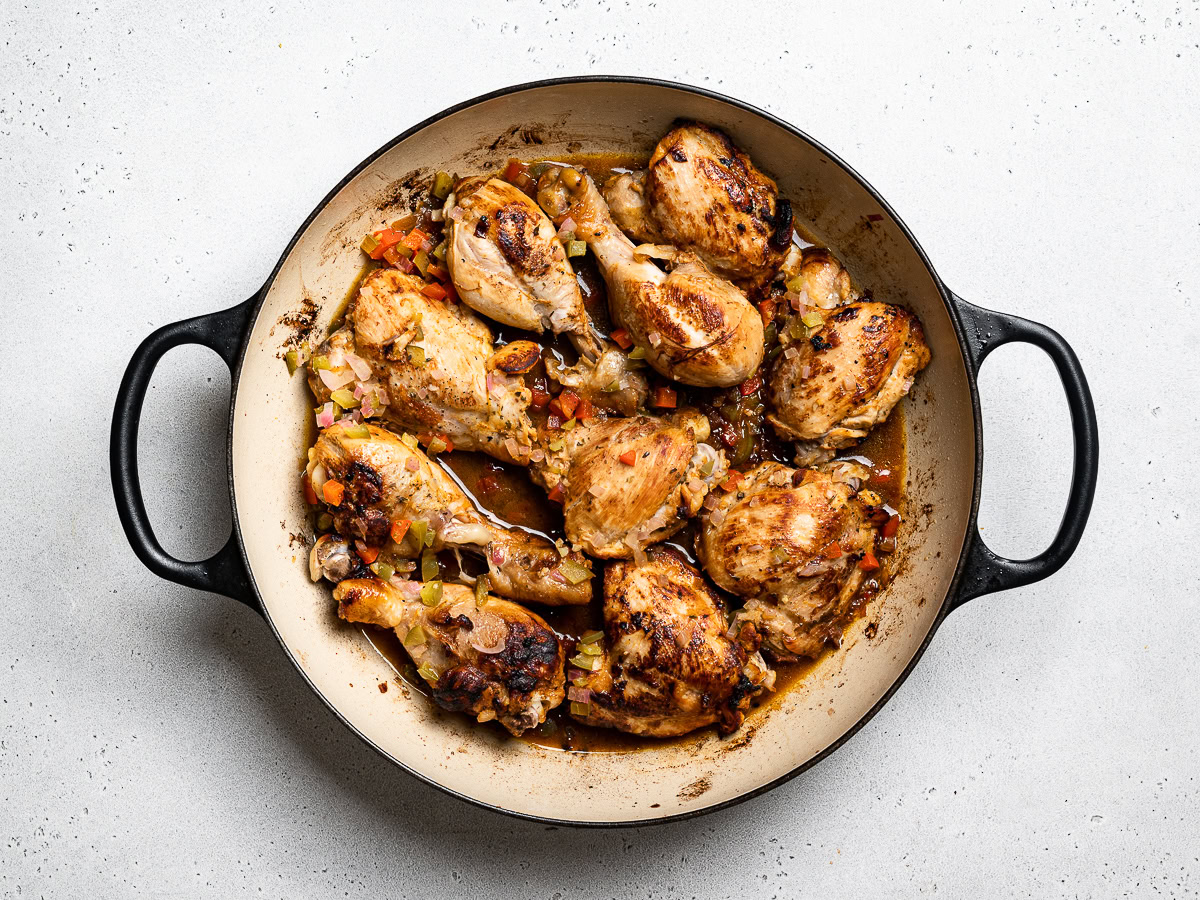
[334,152,908,753]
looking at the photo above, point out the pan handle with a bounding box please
[947,293,1098,610]
[110,297,261,612]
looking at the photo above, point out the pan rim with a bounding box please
[225,75,984,828]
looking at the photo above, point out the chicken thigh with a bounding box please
[308,421,593,605]
[568,547,774,737]
[335,578,565,735]
[309,267,536,465]
[448,177,601,359]
[767,301,930,465]
[537,165,764,387]
[697,461,880,660]
[603,122,792,289]
[533,410,727,558]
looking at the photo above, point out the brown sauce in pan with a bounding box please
[316,152,909,753]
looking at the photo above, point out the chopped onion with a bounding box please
[588,483,605,498]
[419,239,433,253]
[647,331,662,347]
[783,346,799,360]
[315,403,335,429]
[686,478,704,495]
[567,686,591,703]
[901,377,915,393]
[328,347,346,368]
[344,352,372,381]
[429,209,445,222]
[490,545,506,566]
[319,367,355,390]
[800,364,812,378]
[557,216,576,238]
[709,508,726,527]
[449,205,465,222]
[530,449,545,463]
[504,437,519,459]
[702,491,721,510]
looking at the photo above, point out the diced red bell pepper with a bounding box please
[427,264,450,282]
[757,299,777,328]
[355,542,380,565]
[401,229,430,252]
[619,450,637,466]
[547,483,565,504]
[390,518,411,545]
[420,282,448,301]
[322,480,345,506]
[503,158,528,183]
[368,229,405,260]
[610,327,633,350]
[651,385,677,409]
[739,374,762,397]
[721,471,743,492]
[858,550,880,571]
[574,397,594,421]
[882,514,900,538]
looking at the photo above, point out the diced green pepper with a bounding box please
[407,345,426,367]
[569,653,600,671]
[785,275,805,294]
[413,249,430,276]
[569,701,591,717]
[801,311,824,328]
[419,580,442,607]
[559,558,593,584]
[787,318,807,339]
[403,624,427,648]
[628,346,647,360]
[341,421,370,439]
[401,432,420,450]
[566,240,587,257]
[409,520,428,549]
[426,435,448,455]
[312,355,332,370]
[417,662,440,683]
[561,417,576,432]
[763,322,777,346]
[701,456,715,476]
[431,171,454,200]
[361,233,381,256]
[421,549,439,583]
[371,561,395,581]
[578,642,602,657]
[330,388,359,408]
[548,438,564,452]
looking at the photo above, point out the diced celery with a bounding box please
[361,233,381,255]
[417,662,440,683]
[419,581,442,607]
[407,345,426,367]
[801,311,824,328]
[285,349,300,375]
[548,439,564,452]
[628,346,646,360]
[426,435,447,455]
[409,520,428,548]
[787,318,807,339]
[401,432,420,450]
[371,561,395,581]
[785,275,805,294]
[566,240,586,257]
[413,249,430,276]
[341,421,370,439]
[561,417,576,432]
[312,355,332,370]
[701,457,715,476]
[432,242,447,262]
[569,701,591,717]
[403,625,427,648]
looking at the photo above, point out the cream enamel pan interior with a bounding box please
[114,78,1098,826]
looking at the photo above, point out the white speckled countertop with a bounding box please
[2,1,1197,896]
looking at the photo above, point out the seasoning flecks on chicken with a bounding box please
[697,462,880,661]
[308,421,593,605]
[532,410,728,559]
[537,165,764,388]
[603,122,792,290]
[448,177,602,359]
[569,547,774,737]
[335,578,565,735]
[767,301,930,465]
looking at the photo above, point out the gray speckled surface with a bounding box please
[2,1,1197,896]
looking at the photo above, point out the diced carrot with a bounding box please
[441,435,454,454]
[574,397,594,421]
[401,229,429,252]
[858,550,880,571]
[441,281,458,302]
[619,450,637,466]
[427,264,449,282]
[882,514,900,538]
[302,474,318,505]
[721,471,743,492]
[757,299,777,328]
[322,480,345,506]
[548,483,565,504]
[420,282,447,301]
[651,385,677,409]
[355,542,380,565]
[390,518,411,545]
[825,541,844,559]
[739,374,762,397]
[610,327,633,350]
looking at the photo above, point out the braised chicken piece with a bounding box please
[544,346,649,417]
[537,165,764,387]
[447,177,601,359]
[308,421,593,605]
[335,578,565,735]
[602,122,792,289]
[767,302,930,465]
[779,247,857,309]
[697,461,880,660]
[308,268,536,466]
[568,547,774,737]
[532,410,727,558]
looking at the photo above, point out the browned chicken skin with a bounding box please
[335,579,565,735]
[603,122,792,290]
[448,177,601,359]
[309,267,536,465]
[697,461,880,660]
[308,421,593,606]
[767,301,930,465]
[532,410,727,558]
[537,165,764,387]
[569,547,774,737]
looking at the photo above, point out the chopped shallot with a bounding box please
[647,331,662,347]
[504,437,519,459]
[449,205,465,222]
[567,686,591,703]
[318,367,355,390]
[557,217,576,238]
[315,403,335,428]
[783,346,799,360]
[344,352,372,381]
